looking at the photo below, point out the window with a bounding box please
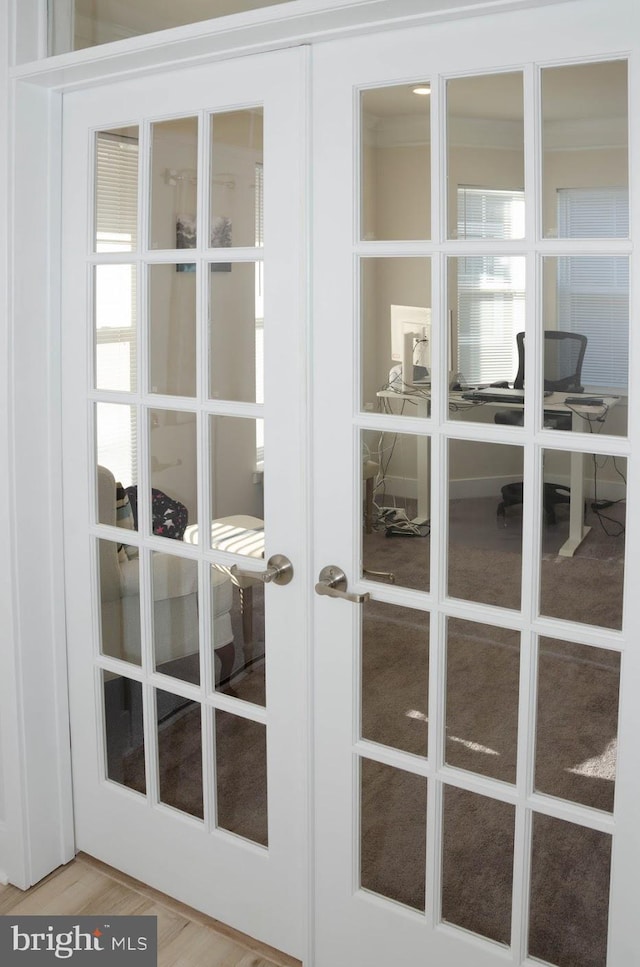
[557,188,629,390]
[95,131,138,485]
[456,187,525,385]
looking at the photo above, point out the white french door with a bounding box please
[59,2,640,965]
[61,47,308,958]
[312,3,640,967]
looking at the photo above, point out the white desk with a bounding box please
[377,386,432,523]
[376,387,618,557]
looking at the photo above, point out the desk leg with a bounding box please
[239,585,254,661]
[558,417,591,557]
[414,398,430,524]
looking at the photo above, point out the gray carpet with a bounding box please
[115,496,624,967]
[363,495,625,629]
[357,496,622,966]
[360,599,617,967]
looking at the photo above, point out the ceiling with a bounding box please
[363,59,628,123]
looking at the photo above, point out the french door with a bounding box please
[61,48,308,958]
[312,3,640,967]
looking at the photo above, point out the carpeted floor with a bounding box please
[114,496,625,967]
[359,598,617,967]
[363,495,625,629]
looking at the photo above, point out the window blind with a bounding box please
[456,187,525,385]
[95,131,139,486]
[557,187,629,390]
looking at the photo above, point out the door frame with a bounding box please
[0,0,631,945]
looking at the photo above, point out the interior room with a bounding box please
[87,56,627,967]
[361,62,627,623]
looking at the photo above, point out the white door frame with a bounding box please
[0,0,630,940]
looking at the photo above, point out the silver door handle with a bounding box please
[230,554,293,586]
[315,565,370,604]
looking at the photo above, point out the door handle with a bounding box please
[230,554,293,586]
[315,566,370,604]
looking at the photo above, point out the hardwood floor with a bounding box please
[0,853,301,967]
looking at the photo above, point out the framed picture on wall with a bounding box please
[176,213,232,272]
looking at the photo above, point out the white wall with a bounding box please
[0,54,75,886]
[0,0,10,862]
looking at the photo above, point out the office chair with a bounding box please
[494,330,587,428]
[494,330,588,524]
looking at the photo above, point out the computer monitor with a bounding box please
[390,305,431,384]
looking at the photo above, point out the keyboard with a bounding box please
[460,388,554,404]
[461,388,525,404]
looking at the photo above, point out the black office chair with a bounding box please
[494,330,587,428]
[494,330,588,524]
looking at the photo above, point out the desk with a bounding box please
[377,387,432,522]
[184,516,265,651]
[376,387,618,557]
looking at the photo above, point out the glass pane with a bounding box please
[150,117,198,251]
[361,600,429,757]
[149,409,197,542]
[94,127,138,253]
[539,449,625,629]
[215,710,268,845]
[361,429,430,592]
[529,814,611,967]
[149,264,196,397]
[542,60,628,240]
[535,638,620,812]
[360,758,427,910]
[152,552,200,685]
[98,538,140,665]
[205,415,264,554]
[209,262,263,403]
[445,618,519,783]
[360,85,430,241]
[442,786,514,945]
[448,256,526,396]
[447,72,524,240]
[361,257,431,413]
[103,672,145,793]
[58,1,288,53]
[156,690,203,819]
[542,257,628,434]
[448,440,524,610]
[212,565,265,706]
[96,407,137,523]
[210,110,263,251]
[95,265,137,392]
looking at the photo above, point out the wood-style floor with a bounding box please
[0,853,301,967]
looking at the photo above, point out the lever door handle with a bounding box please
[315,565,370,604]
[230,553,293,586]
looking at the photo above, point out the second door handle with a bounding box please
[315,565,370,604]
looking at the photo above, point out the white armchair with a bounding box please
[97,466,234,678]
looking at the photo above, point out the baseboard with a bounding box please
[382,474,626,504]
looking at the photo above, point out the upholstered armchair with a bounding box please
[97,465,235,680]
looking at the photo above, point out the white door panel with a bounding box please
[62,47,308,958]
[312,2,639,965]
